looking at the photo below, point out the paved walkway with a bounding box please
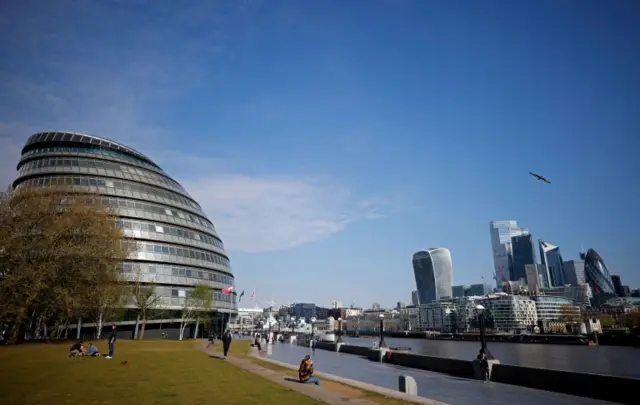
[265,342,619,405]
[196,341,379,404]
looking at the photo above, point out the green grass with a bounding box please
[0,339,323,405]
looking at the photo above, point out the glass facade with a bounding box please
[511,234,536,282]
[539,240,565,287]
[412,248,453,304]
[13,131,236,313]
[583,248,616,296]
[489,221,528,289]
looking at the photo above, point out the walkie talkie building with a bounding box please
[12,131,236,337]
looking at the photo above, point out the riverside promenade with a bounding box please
[197,341,449,404]
[264,343,618,405]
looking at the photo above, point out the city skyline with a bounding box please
[1,1,638,306]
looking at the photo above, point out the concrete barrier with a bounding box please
[387,352,475,378]
[399,375,418,395]
[339,344,371,356]
[491,363,638,405]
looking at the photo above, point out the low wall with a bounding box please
[301,341,638,404]
[387,352,475,379]
[491,364,637,405]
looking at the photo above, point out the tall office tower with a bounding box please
[412,248,453,304]
[539,240,566,287]
[489,221,528,289]
[563,260,585,286]
[525,264,541,292]
[411,290,420,306]
[583,249,617,306]
[610,275,626,297]
[511,234,536,282]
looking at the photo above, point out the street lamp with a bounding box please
[378,313,386,347]
[337,317,343,343]
[475,304,488,355]
[310,317,316,337]
[290,316,296,334]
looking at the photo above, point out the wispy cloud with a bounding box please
[0,1,397,252]
[175,172,393,253]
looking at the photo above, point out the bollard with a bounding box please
[398,375,418,395]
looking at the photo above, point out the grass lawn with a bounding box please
[233,340,414,405]
[0,339,323,405]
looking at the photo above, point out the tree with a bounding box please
[128,272,162,340]
[0,187,134,343]
[178,283,213,340]
[84,271,127,339]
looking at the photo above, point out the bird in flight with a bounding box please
[529,172,551,184]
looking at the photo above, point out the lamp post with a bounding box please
[310,317,316,337]
[337,317,343,342]
[475,304,488,355]
[378,313,386,347]
[290,316,296,335]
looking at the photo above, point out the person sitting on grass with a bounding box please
[87,342,100,357]
[69,340,86,357]
[298,355,320,385]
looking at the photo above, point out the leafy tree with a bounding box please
[0,187,133,343]
[178,283,213,340]
[128,272,162,340]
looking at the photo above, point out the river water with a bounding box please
[342,337,640,378]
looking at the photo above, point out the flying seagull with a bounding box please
[529,171,551,184]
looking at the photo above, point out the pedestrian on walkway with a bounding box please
[106,324,117,359]
[222,329,232,359]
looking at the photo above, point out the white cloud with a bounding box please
[176,173,390,253]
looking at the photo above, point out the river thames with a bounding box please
[341,336,640,377]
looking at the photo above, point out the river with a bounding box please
[341,336,640,378]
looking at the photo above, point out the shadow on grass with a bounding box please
[208,354,226,360]
[284,377,302,383]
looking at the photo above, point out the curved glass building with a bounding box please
[13,131,236,335]
[412,248,453,304]
[583,248,616,296]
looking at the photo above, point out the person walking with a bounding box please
[106,324,117,359]
[221,329,232,359]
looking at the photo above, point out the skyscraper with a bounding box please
[539,240,565,287]
[562,260,585,286]
[610,275,625,297]
[511,234,536,282]
[583,248,617,306]
[412,248,453,304]
[411,290,420,306]
[489,221,528,289]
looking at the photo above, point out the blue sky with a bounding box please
[1,1,638,308]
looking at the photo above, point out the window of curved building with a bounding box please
[19,157,187,195]
[123,240,230,268]
[116,218,225,250]
[120,261,233,285]
[22,145,159,172]
[17,175,201,213]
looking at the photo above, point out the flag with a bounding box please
[239,290,245,302]
[250,289,255,300]
[221,286,233,294]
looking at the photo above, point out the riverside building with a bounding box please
[12,131,237,337]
